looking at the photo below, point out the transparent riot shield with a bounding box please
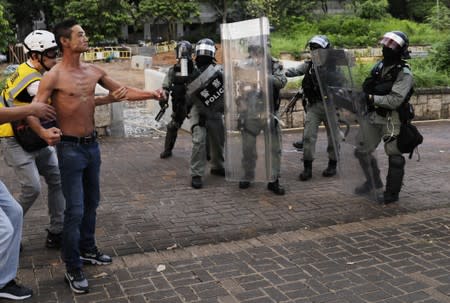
[221,17,275,182]
[311,49,383,201]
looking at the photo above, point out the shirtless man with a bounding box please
[29,19,165,294]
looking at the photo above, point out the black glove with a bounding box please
[366,94,375,112]
[159,100,168,108]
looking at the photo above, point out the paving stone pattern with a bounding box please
[12,210,450,303]
[0,121,448,302]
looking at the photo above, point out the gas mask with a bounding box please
[382,46,401,65]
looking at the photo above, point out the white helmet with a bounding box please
[23,30,58,54]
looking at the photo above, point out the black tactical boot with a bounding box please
[355,180,383,195]
[299,160,313,181]
[46,229,62,249]
[383,192,399,204]
[383,155,405,204]
[322,159,337,177]
[210,168,225,177]
[239,181,251,189]
[267,178,285,195]
[191,176,203,189]
[160,150,172,159]
[160,127,178,159]
[293,140,303,150]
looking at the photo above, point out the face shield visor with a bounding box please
[177,44,191,60]
[379,32,406,51]
[307,36,329,50]
[196,43,215,58]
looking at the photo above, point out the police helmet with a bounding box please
[175,40,192,59]
[248,44,264,56]
[380,31,410,59]
[307,35,331,50]
[23,30,59,58]
[195,38,216,58]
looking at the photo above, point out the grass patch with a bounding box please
[271,15,450,88]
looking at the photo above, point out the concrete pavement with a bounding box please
[0,120,449,302]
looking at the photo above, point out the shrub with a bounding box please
[356,0,389,20]
[426,38,450,73]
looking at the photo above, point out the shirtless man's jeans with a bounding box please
[56,141,101,271]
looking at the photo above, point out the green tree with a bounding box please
[200,0,236,23]
[426,3,450,30]
[1,0,43,41]
[242,0,279,24]
[388,0,450,21]
[139,0,199,40]
[239,0,317,27]
[0,2,13,50]
[51,0,133,44]
[356,0,388,19]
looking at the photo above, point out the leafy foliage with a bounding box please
[139,0,199,40]
[50,0,133,44]
[0,3,13,50]
[426,3,450,30]
[355,0,388,19]
[425,37,450,73]
[388,0,450,21]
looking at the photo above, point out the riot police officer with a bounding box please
[187,38,225,189]
[354,31,414,204]
[160,40,194,158]
[238,44,287,195]
[285,35,338,181]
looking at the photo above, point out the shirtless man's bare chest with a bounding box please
[51,63,105,136]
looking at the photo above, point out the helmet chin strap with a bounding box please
[38,53,51,71]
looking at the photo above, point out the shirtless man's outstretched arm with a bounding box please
[29,21,165,143]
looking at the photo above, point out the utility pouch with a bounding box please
[12,119,56,152]
[397,122,423,159]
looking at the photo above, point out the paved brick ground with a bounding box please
[12,210,450,303]
[0,120,449,302]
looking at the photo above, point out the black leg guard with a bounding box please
[160,126,178,158]
[354,151,383,194]
[384,155,405,203]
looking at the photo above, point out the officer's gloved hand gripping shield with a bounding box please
[311,49,383,201]
[221,17,275,182]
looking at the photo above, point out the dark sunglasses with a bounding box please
[43,49,59,59]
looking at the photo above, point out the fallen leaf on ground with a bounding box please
[157,264,166,272]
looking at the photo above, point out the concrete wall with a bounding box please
[279,87,450,129]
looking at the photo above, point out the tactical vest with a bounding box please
[301,61,321,104]
[0,63,42,137]
[363,60,414,101]
[363,60,414,120]
[170,60,194,101]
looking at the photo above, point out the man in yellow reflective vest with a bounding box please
[0,30,65,249]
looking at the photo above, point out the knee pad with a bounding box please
[354,149,368,160]
[167,121,179,131]
[389,155,405,168]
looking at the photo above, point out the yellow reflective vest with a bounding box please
[0,63,42,137]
